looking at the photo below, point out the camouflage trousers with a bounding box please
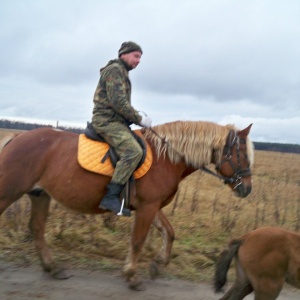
[92,120,143,185]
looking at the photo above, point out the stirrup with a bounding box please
[117,199,131,217]
[117,199,125,216]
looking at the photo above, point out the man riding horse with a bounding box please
[91,41,152,217]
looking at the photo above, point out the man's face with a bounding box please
[121,51,142,69]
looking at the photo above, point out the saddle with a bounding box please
[79,122,152,210]
[84,122,147,169]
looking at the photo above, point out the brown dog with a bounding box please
[214,227,300,299]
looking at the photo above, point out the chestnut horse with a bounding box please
[214,227,300,300]
[0,120,253,290]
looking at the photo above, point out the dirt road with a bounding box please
[0,262,299,300]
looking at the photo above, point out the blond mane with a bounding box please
[144,121,254,168]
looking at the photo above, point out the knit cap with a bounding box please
[118,41,143,57]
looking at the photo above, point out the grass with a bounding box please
[0,128,299,283]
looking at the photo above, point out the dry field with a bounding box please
[0,128,299,282]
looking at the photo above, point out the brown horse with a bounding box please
[0,120,253,290]
[214,227,300,300]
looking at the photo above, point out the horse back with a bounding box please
[0,127,77,182]
[239,227,300,288]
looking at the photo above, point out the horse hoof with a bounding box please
[51,268,71,280]
[149,262,160,280]
[129,280,146,291]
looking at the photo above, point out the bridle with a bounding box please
[200,130,252,188]
[148,127,251,189]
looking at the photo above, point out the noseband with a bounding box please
[200,130,252,188]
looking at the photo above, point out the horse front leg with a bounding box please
[28,192,70,279]
[123,203,160,291]
[149,209,175,280]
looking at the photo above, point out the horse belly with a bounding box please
[39,167,108,214]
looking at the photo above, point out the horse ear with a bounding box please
[239,124,253,137]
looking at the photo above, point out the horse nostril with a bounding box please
[241,185,252,198]
[236,184,252,198]
[247,186,252,195]
[244,186,251,197]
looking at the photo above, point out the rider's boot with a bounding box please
[99,182,131,217]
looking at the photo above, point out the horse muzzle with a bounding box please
[234,182,252,198]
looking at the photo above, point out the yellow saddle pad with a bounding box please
[77,131,153,179]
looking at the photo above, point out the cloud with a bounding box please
[0,0,299,143]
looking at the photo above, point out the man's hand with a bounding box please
[140,116,152,128]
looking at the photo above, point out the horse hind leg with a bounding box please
[254,289,282,300]
[219,282,253,300]
[28,191,70,279]
[253,279,283,300]
[149,210,175,280]
[0,186,26,219]
[219,261,253,300]
[0,195,19,216]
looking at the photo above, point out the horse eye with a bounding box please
[240,138,246,144]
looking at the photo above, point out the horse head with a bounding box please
[216,124,253,198]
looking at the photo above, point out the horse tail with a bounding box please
[0,132,19,153]
[214,238,243,293]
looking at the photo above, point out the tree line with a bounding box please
[0,119,299,154]
[0,119,83,134]
[253,141,300,154]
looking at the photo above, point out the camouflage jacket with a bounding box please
[92,59,142,126]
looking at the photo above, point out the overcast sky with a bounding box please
[1,0,299,144]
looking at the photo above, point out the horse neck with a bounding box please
[181,166,198,179]
[180,147,217,180]
[170,156,198,179]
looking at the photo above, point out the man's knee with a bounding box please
[135,145,143,161]
[126,143,143,162]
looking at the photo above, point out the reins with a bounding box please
[149,127,169,145]
[148,127,251,187]
[200,166,238,184]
